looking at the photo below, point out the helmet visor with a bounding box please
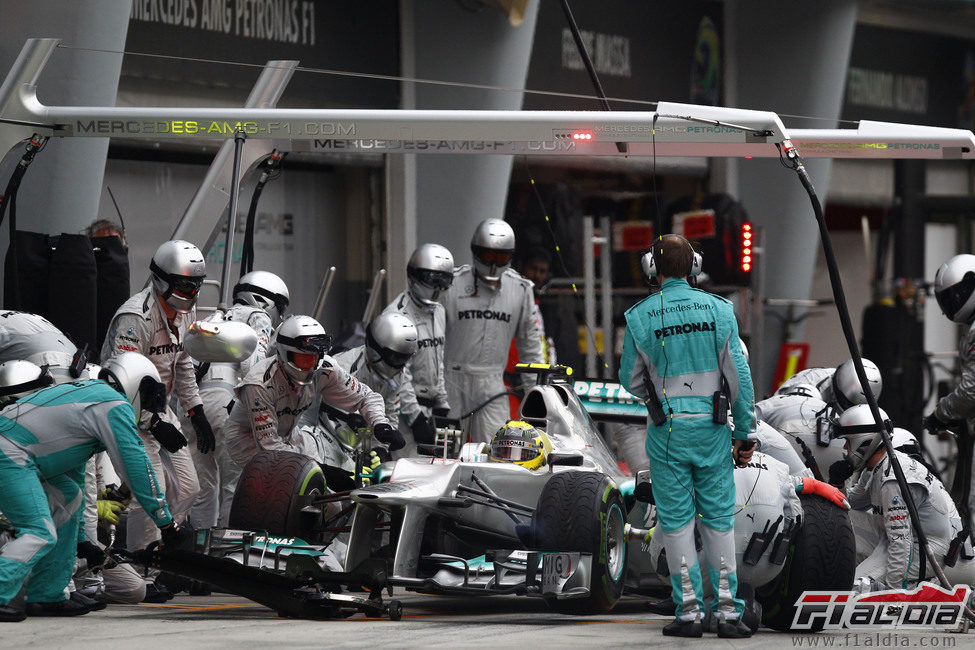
[472,245,514,267]
[410,269,453,290]
[936,272,975,320]
[492,439,540,462]
[380,348,412,370]
[290,351,322,372]
[279,333,332,355]
[172,276,205,299]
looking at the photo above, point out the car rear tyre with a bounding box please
[229,450,325,539]
[757,493,856,631]
[533,471,626,614]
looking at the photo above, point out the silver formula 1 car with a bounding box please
[222,365,855,627]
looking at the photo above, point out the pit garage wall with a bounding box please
[95,157,367,337]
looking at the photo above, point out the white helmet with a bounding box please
[831,358,883,411]
[276,315,332,385]
[890,427,922,457]
[407,244,454,306]
[99,352,166,423]
[365,313,418,380]
[471,219,515,282]
[0,360,54,406]
[150,240,206,313]
[935,254,975,323]
[836,404,890,470]
[234,270,290,327]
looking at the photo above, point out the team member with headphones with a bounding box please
[619,234,755,638]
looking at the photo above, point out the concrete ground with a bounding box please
[7,593,975,649]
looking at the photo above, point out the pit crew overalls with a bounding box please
[222,356,389,500]
[333,345,420,457]
[848,449,975,589]
[0,381,172,606]
[383,290,450,415]
[441,265,542,442]
[101,287,200,550]
[619,277,754,622]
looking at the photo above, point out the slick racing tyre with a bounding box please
[757,494,856,631]
[533,471,627,614]
[229,450,326,539]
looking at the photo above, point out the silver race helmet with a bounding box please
[0,360,54,406]
[831,358,883,411]
[470,219,515,282]
[366,312,418,379]
[234,270,290,327]
[835,404,890,470]
[276,315,332,385]
[99,352,166,423]
[891,427,921,457]
[150,240,206,313]
[935,254,975,323]
[407,244,454,305]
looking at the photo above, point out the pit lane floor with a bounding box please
[8,593,975,649]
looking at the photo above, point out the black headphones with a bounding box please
[640,234,702,280]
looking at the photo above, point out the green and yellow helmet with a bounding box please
[489,420,552,471]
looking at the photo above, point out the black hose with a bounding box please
[459,391,519,421]
[0,136,47,309]
[239,152,284,279]
[558,0,626,154]
[783,143,963,603]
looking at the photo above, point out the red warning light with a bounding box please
[741,223,753,273]
[572,131,594,141]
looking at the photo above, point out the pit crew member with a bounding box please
[619,234,754,638]
[101,240,211,552]
[0,354,183,621]
[441,219,542,442]
[222,315,399,497]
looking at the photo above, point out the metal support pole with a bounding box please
[361,268,388,323]
[752,226,765,394]
[583,216,596,377]
[599,216,614,379]
[313,266,337,323]
[218,130,246,309]
[171,60,298,245]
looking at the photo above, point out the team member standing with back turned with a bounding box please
[619,234,755,639]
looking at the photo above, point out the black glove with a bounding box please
[828,459,855,486]
[923,412,963,435]
[188,406,215,454]
[159,522,194,551]
[77,540,106,571]
[432,406,451,418]
[410,412,437,445]
[373,422,405,451]
[148,414,187,453]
